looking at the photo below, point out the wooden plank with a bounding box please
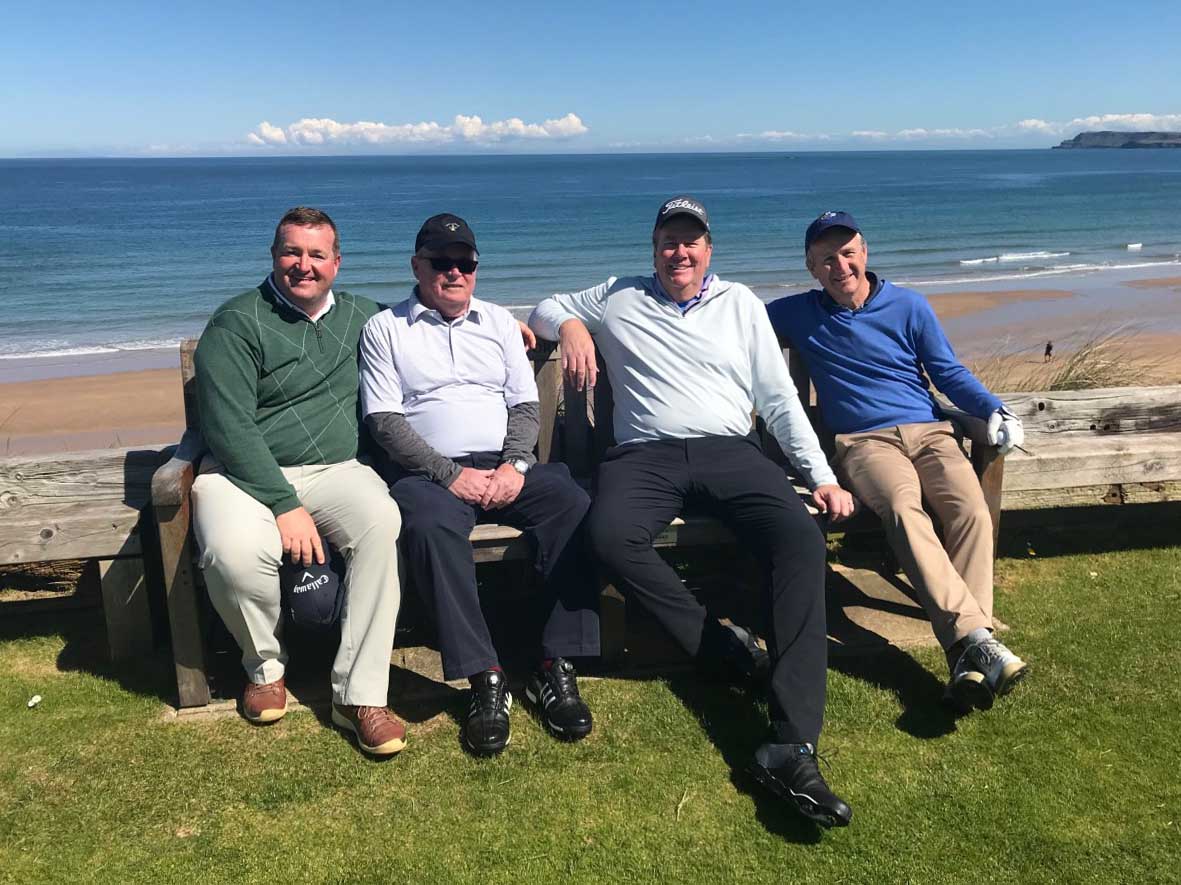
[563,382,591,479]
[599,581,627,668]
[590,355,615,472]
[1001,480,1181,510]
[0,447,165,564]
[532,345,560,465]
[652,516,738,548]
[468,524,524,543]
[0,502,145,563]
[0,447,164,510]
[1002,385,1181,436]
[94,557,154,659]
[180,339,199,430]
[155,490,211,708]
[1001,433,1181,491]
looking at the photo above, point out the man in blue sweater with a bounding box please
[767,211,1028,713]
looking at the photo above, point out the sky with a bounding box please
[4,0,1181,156]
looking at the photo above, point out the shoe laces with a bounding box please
[547,659,581,700]
[354,705,389,727]
[470,672,509,719]
[969,635,1015,669]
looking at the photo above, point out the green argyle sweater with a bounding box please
[195,280,382,515]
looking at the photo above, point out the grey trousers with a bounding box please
[192,457,402,706]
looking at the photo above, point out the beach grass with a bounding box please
[968,321,1171,393]
[2,519,1179,884]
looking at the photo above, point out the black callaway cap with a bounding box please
[415,213,478,253]
[654,195,710,232]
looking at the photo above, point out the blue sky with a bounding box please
[4,0,1181,156]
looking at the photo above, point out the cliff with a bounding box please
[1053,131,1181,149]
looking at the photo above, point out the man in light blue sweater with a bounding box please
[530,196,855,829]
[767,211,1028,714]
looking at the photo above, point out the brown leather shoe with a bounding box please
[242,677,287,724]
[332,704,407,756]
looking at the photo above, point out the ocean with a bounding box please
[3,151,1181,363]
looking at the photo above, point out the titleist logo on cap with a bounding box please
[661,198,704,216]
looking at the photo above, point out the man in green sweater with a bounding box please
[192,207,405,756]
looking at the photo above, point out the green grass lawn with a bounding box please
[2,520,1179,884]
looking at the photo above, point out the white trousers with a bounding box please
[192,458,401,706]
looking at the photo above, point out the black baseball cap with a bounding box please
[654,195,710,233]
[278,547,345,629]
[804,211,862,252]
[414,213,478,254]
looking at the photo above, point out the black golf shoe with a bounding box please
[462,668,512,757]
[750,742,852,828]
[525,657,593,741]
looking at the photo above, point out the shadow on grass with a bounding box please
[662,674,827,844]
[828,649,958,739]
[0,607,177,703]
[997,505,1181,559]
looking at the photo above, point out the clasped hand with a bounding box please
[448,465,524,510]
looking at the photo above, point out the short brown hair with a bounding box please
[272,207,340,256]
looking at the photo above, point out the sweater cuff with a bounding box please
[269,493,303,518]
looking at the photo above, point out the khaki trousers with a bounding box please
[192,458,402,706]
[834,421,994,650]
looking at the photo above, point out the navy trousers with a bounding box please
[390,454,600,681]
[586,435,828,745]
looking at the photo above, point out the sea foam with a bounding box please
[959,250,1070,266]
[0,338,184,360]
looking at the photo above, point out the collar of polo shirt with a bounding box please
[409,287,483,324]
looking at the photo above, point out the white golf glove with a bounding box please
[986,406,1024,455]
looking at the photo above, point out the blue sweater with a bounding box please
[766,278,1002,435]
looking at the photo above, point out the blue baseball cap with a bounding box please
[804,211,862,252]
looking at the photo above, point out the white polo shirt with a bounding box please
[359,291,538,458]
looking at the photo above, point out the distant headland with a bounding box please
[1053,131,1181,149]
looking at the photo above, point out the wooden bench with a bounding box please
[150,336,1013,705]
[151,340,564,708]
[1,446,168,658]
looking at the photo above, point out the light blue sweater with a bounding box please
[766,278,1002,435]
[529,275,837,489]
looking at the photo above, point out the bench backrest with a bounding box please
[177,338,565,463]
[1002,386,1181,438]
[558,344,825,482]
[0,447,167,564]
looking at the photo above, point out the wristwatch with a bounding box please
[507,459,532,476]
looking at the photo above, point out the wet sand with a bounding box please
[1124,276,1181,290]
[924,288,1075,320]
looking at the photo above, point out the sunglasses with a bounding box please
[426,256,478,274]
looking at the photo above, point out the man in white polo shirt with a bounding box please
[528,196,855,829]
[359,213,599,758]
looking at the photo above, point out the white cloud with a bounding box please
[739,111,1181,147]
[247,113,587,148]
[1016,112,1181,136]
[246,121,288,146]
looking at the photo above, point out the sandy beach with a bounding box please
[3,273,1180,457]
[1,368,185,455]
